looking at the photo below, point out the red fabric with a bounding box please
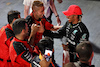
[62,5,82,16]
[9,37,33,67]
[0,24,13,67]
[30,13,53,46]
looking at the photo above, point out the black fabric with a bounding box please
[5,28,14,40]
[13,41,33,63]
[80,63,95,67]
[0,58,11,62]
[43,21,67,38]
[31,56,41,67]
[25,15,34,35]
[0,58,3,61]
[44,21,89,46]
[43,21,89,62]
[21,51,32,63]
[13,41,26,55]
[74,61,95,67]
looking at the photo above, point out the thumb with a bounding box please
[48,58,52,63]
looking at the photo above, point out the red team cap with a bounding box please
[62,5,82,16]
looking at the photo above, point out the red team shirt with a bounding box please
[0,24,14,67]
[30,13,53,46]
[9,37,34,67]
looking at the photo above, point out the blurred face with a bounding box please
[66,15,75,23]
[34,6,44,19]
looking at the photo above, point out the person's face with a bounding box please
[35,6,44,19]
[66,15,76,23]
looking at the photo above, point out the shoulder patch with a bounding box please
[5,28,14,39]
[13,41,26,55]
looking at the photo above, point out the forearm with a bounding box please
[51,26,62,31]
[28,31,36,45]
[50,0,58,16]
[43,30,63,38]
[24,5,30,18]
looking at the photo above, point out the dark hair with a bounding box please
[7,10,20,24]
[32,1,43,10]
[76,41,93,61]
[12,18,27,35]
[36,37,54,54]
[64,62,76,67]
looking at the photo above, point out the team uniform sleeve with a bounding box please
[44,21,54,30]
[5,36,13,47]
[79,33,89,43]
[76,29,89,44]
[43,22,67,38]
[12,42,33,66]
[5,28,14,47]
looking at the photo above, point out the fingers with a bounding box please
[31,22,44,33]
[31,24,39,29]
[40,55,52,67]
[31,24,39,34]
[37,21,44,33]
[48,58,52,64]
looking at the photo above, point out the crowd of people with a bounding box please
[0,0,95,67]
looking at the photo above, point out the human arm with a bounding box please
[50,25,62,31]
[78,23,89,43]
[43,22,67,38]
[50,0,61,25]
[24,5,30,18]
[23,0,31,18]
[44,20,62,31]
[28,21,44,45]
[28,24,39,45]
[78,32,89,43]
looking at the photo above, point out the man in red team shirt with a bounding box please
[0,10,20,67]
[9,18,43,67]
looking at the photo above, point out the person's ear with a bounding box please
[76,53,79,58]
[21,29,25,34]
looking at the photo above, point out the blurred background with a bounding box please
[0,0,100,67]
